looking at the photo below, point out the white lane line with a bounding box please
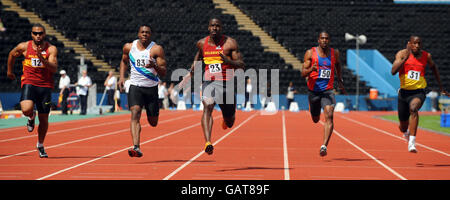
[339,115,450,157]
[163,112,258,180]
[319,121,407,180]
[36,116,210,180]
[0,113,198,160]
[0,111,185,143]
[281,111,290,180]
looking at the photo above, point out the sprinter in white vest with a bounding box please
[118,25,167,158]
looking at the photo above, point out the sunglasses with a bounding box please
[32,31,44,35]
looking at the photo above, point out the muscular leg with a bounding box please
[130,105,142,146]
[408,98,423,137]
[20,100,34,118]
[322,105,334,147]
[201,101,215,143]
[37,113,49,144]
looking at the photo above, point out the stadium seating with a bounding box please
[230,0,450,92]
[0,4,89,92]
[9,0,299,93]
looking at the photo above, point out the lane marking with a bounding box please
[163,113,258,180]
[36,115,213,180]
[319,121,407,180]
[0,113,199,160]
[281,111,290,180]
[339,115,450,157]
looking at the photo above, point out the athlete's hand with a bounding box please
[36,45,45,60]
[7,72,16,80]
[403,42,412,61]
[118,78,125,93]
[144,58,157,69]
[338,81,347,95]
[178,73,191,89]
[310,62,318,72]
[219,52,231,64]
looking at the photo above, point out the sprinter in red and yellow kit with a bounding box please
[182,18,245,155]
[392,35,449,153]
[7,23,58,158]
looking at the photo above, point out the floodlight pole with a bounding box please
[355,35,360,111]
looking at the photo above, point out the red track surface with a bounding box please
[0,110,448,180]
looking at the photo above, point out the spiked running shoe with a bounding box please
[408,143,417,153]
[37,146,48,158]
[27,112,36,132]
[128,147,143,157]
[204,142,214,155]
[319,145,327,157]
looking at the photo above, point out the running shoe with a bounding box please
[319,145,327,157]
[128,146,143,157]
[37,146,48,158]
[408,143,417,153]
[204,141,214,155]
[27,112,36,132]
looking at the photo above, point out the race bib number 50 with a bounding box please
[208,63,222,73]
[318,69,331,79]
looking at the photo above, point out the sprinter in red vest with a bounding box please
[301,31,346,157]
[6,23,58,158]
[182,18,245,155]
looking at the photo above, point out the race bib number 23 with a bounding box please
[208,63,222,73]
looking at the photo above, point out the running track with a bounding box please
[0,110,448,180]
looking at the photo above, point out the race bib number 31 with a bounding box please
[318,69,331,79]
[407,70,420,81]
[208,63,222,73]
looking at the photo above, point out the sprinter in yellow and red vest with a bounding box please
[391,35,449,153]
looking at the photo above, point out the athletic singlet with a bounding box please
[202,35,233,81]
[129,40,159,87]
[21,40,53,88]
[399,51,428,90]
[307,47,335,92]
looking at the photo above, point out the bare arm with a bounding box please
[148,44,167,77]
[391,49,410,75]
[428,53,449,96]
[118,43,131,92]
[301,49,316,78]
[7,42,27,80]
[334,49,346,94]
[39,44,58,73]
[219,38,245,70]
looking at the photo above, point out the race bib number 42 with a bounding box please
[318,69,331,79]
[407,70,420,81]
[208,63,222,73]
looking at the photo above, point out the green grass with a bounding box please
[379,114,450,134]
[0,111,128,129]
